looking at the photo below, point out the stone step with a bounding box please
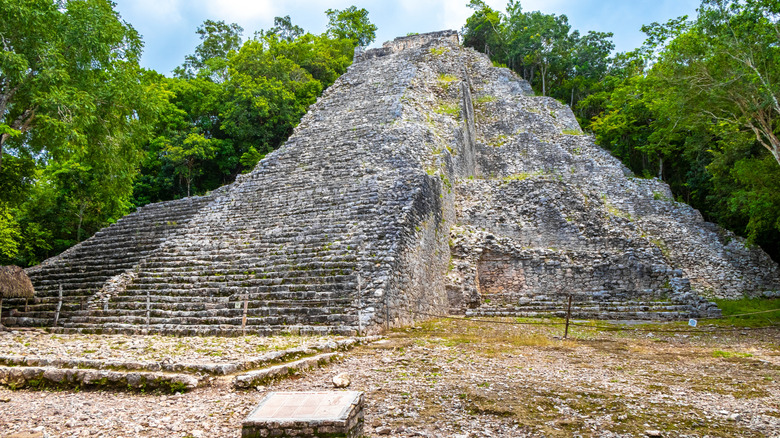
[49,323,358,336]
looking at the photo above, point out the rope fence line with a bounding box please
[406,308,780,335]
[698,308,780,319]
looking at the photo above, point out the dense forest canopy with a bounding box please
[0,0,778,267]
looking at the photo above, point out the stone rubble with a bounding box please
[2,322,776,437]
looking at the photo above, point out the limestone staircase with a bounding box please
[7,195,217,328]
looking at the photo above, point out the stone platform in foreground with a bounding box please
[242,391,364,438]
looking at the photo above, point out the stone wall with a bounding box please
[444,44,780,319]
[4,31,779,333]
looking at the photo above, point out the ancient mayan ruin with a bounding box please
[5,31,780,336]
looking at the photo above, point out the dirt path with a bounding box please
[1,320,778,437]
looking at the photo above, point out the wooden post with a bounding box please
[53,285,63,327]
[384,288,390,332]
[146,290,151,327]
[242,294,248,334]
[564,295,573,339]
[357,274,363,336]
[24,297,28,313]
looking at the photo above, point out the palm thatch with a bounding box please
[0,265,35,299]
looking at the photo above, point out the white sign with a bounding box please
[688,319,697,327]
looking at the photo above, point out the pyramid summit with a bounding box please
[6,31,779,335]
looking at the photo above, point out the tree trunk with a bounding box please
[658,157,663,181]
[570,87,575,108]
[0,134,5,171]
[76,203,86,243]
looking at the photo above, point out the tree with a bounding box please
[174,20,244,82]
[268,16,305,42]
[164,133,220,197]
[0,205,20,260]
[586,0,780,260]
[463,1,615,107]
[462,0,506,60]
[325,6,377,46]
[133,10,361,206]
[686,0,780,166]
[0,0,144,171]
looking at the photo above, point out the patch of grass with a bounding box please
[711,297,780,327]
[475,95,496,104]
[435,103,460,116]
[561,128,583,135]
[429,47,450,56]
[437,73,457,83]
[501,170,545,182]
[712,350,753,358]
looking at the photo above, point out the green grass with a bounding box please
[475,95,496,104]
[711,297,780,327]
[712,350,753,358]
[435,103,459,116]
[438,73,457,83]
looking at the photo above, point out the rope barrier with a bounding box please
[698,307,780,320]
[406,309,780,334]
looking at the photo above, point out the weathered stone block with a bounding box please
[242,392,364,438]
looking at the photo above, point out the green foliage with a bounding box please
[435,104,460,116]
[587,0,780,261]
[462,0,615,108]
[0,0,158,265]
[0,205,21,260]
[711,350,753,358]
[133,11,362,206]
[712,297,780,327]
[0,4,374,267]
[325,6,377,46]
[174,20,244,81]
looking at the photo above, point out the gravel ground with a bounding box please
[1,319,778,438]
[0,331,331,365]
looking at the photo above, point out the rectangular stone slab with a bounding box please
[242,391,364,438]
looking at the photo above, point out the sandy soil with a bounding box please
[1,319,778,438]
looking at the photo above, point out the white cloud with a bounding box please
[120,0,184,24]
[200,0,277,23]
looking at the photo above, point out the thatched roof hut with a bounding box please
[0,265,34,328]
[0,265,35,299]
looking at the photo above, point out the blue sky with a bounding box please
[113,0,701,76]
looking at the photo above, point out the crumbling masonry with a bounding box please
[5,31,779,334]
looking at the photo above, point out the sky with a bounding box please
[113,0,702,76]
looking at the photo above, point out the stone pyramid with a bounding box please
[5,31,779,335]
